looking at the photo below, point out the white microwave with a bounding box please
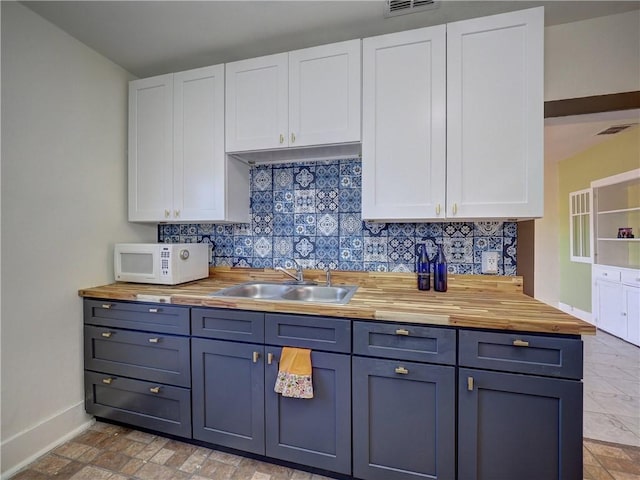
[114,243,209,285]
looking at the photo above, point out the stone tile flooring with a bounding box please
[9,329,640,480]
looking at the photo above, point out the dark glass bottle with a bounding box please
[433,244,447,292]
[416,243,430,291]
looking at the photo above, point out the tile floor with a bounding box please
[8,329,640,480]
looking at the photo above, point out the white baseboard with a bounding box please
[558,302,594,324]
[1,401,93,479]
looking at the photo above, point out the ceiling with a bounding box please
[21,0,640,79]
[21,0,640,165]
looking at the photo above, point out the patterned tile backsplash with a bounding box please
[158,158,517,275]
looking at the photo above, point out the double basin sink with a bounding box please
[211,282,358,305]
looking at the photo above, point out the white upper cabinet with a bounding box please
[446,7,544,219]
[362,7,543,221]
[225,39,361,153]
[129,65,249,223]
[362,26,446,221]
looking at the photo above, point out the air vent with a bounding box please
[385,0,440,18]
[597,124,637,135]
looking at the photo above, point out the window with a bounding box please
[569,189,593,263]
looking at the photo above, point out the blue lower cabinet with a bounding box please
[458,368,583,480]
[265,348,352,475]
[191,338,265,454]
[352,356,456,480]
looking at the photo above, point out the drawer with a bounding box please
[84,370,191,438]
[459,330,583,379]
[84,299,190,335]
[84,326,190,387]
[593,266,621,283]
[622,269,640,286]
[192,308,264,343]
[353,321,456,365]
[265,313,351,353]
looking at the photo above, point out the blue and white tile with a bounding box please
[474,221,503,236]
[164,235,180,243]
[252,166,272,191]
[443,222,474,238]
[416,237,440,260]
[274,190,294,214]
[214,225,234,236]
[339,159,361,188]
[363,221,387,237]
[364,262,388,272]
[294,165,315,189]
[316,260,339,270]
[473,237,503,263]
[272,236,294,259]
[339,213,362,236]
[252,257,273,269]
[273,214,295,236]
[180,224,198,235]
[273,167,294,191]
[179,235,198,243]
[234,236,253,257]
[213,237,234,257]
[388,223,416,237]
[416,223,443,238]
[443,237,474,264]
[315,162,340,189]
[234,223,252,236]
[316,189,339,213]
[316,236,340,261]
[214,256,233,267]
[340,236,363,262]
[364,237,388,262]
[197,224,215,235]
[251,192,273,214]
[253,236,273,259]
[294,236,315,258]
[388,236,415,263]
[317,213,339,237]
[252,213,273,236]
[338,261,363,271]
[390,263,413,273]
[294,189,316,213]
[294,213,316,236]
[504,222,518,238]
[338,188,360,213]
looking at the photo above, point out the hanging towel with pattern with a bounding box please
[274,347,313,399]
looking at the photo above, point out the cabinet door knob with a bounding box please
[149,386,161,394]
[174,210,180,218]
[467,377,474,391]
[622,312,627,316]
[291,132,296,144]
[279,134,285,144]
[101,332,112,338]
[513,339,529,347]
[394,367,409,375]
[102,377,113,385]
[253,351,260,363]
[164,210,170,218]
[148,338,160,343]
[395,328,410,336]
[101,304,112,309]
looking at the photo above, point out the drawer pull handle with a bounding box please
[149,386,161,394]
[513,339,529,347]
[148,338,159,343]
[267,353,274,365]
[102,378,113,385]
[101,332,112,338]
[253,351,260,363]
[148,308,160,313]
[101,304,112,309]
[467,377,474,391]
[394,367,409,375]
[395,329,410,336]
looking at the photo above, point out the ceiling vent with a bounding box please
[596,124,637,135]
[385,0,440,18]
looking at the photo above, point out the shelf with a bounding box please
[597,238,640,242]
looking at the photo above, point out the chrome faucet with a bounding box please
[275,260,304,283]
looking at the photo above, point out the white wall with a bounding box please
[0,3,155,476]
[545,10,640,101]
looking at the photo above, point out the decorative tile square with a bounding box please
[233,223,251,236]
[294,165,315,189]
[253,236,272,258]
[273,214,295,236]
[294,236,315,258]
[274,190,294,214]
[317,213,339,237]
[234,236,253,257]
[504,222,518,238]
[233,257,251,267]
[443,237,474,264]
[315,162,340,189]
[252,213,273,236]
[339,213,362,236]
[214,225,233,236]
[364,221,387,237]
[252,257,273,268]
[390,263,413,273]
[273,236,294,259]
[388,223,416,237]
[316,236,340,261]
[273,167,294,191]
[294,214,316,236]
[252,166,272,191]
[474,221,503,236]
[340,236,363,262]
[388,236,415,263]
[316,189,339,213]
[364,262,388,272]
[364,237,388,262]
[443,222,474,238]
[294,189,316,213]
[338,188,360,213]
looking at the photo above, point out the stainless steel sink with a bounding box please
[210,282,358,304]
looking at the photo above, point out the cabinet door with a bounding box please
[128,74,173,221]
[624,285,639,346]
[289,40,361,148]
[447,7,543,219]
[225,53,288,152]
[191,338,265,454]
[352,357,455,480]
[173,65,226,221]
[265,348,351,474]
[458,368,583,480]
[362,26,446,221]
[596,280,626,339]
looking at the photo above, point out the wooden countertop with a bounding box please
[78,267,596,336]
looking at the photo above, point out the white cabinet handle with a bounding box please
[164,210,170,218]
[101,332,112,338]
[149,386,161,394]
[148,338,159,343]
[279,134,285,144]
[395,367,409,375]
[291,132,296,144]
